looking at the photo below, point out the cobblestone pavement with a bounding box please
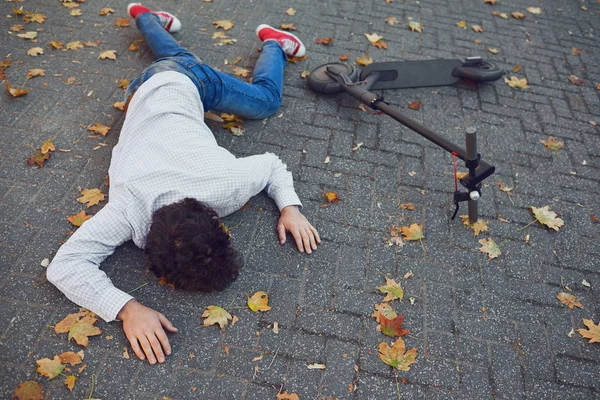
[1,0,599,399]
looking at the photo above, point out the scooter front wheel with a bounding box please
[452,60,504,83]
[307,63,359,94]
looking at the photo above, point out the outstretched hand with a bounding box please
[117,299,178,364]
[277,205,321,254]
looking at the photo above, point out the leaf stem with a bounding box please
[418,238,426,255]
[394,371,401,400]
[127,282,149,294]
[87,374,95,400]
[516,219,536,231]
[33,279,48,289]
[20,76,30,90]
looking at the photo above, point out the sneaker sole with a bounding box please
[255,24,306,57]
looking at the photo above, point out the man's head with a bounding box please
[146,198,240,291]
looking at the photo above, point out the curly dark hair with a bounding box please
[145,198,240,292]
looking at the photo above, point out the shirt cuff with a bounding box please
[96,286,134,322]
[271,189,303,212]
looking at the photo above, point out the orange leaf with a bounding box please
[88,122,110,136]
[557,292,584,310]
[356,54,373,66]
[5,81,29,98]
[248,291,271,312]
[27,151,50,167]
[99,7,115,16]
[232,66,251,78]
[213,20,234,30]
[77,188,105,208]
[577,319,600,343]
[36,355,65,379]
[315,37,334,45]
[287,55,307,63]
[324,191,341,203]
[401,224,424,241]
[568,75,584,86]
[24,11,46,24]
[280,23,296,31]
[114,17,131,27]
[58,351,83,366]
[113,101,125,111]
[408,100,422,110]
[339,54,349,61]
[64,376,76,392]
[378,337,417,371]
[511,11,526,19]
[379,313,410,337]
[98,50,117,60]
[398,203,416,210]
[67,211,92,227]
[12,381,44,400]
[276,392,300,400]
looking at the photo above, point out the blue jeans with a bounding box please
[125,13,287,119]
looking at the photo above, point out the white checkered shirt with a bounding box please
[47,72,301,322]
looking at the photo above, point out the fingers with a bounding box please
[291,228,304,253]
[128,335,145,361]
[277,223,287,245]
[300,229,312,254]
[137,335,157,364]
[155,327,172,358]
[159,313,178,333]
[311,225,321,244]
[147,333,165,364]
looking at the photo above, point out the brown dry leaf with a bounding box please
[12,381,44,400]
[307,363,326,369]
[378,337,417,371]
[49,40,64,49]
[356,54,373,66]
[408,100,422,110]
[287,55,307,63]
[248,291,271,312]
[123,346,130,359]
[64,375,76,392]
[530,206,564,231]
[61,1,79,9]
[113,101,125,111]
[398,203,416,210]
[557,292,584,310]
[213,20,234,30]
[484,0,496,4]
[456,20,467,29]
[385,16,399,25]
[527,7,541,14]
[591,214,599,223]
[401,224,424,241]
[540,136,564,150]
[339,54,349,61]
[58,351,83,366]
[69,9,83,17]
[99,7,115,16]
[568,75,584,86]
[40,139,55,154]
[67,210,92,227]
[324,191,341,204]
[378,313,410,337]
[577,319,600,343]
[377,277,404,302]
[300,70,310,78]
[202,305,233,330]
[488,48,499,54]
[83,40,100,47]
[478,238,501,259]
[373,40,387,49]
[36,355,65,379]
[408,21,422,32]
[114,17,131,27]
[99,50,117,60]
[77,188,105,208]
[10,24,24,32]
[68,316,102,347]
[129,42,140,51]
[276,392,300,400]
[65,41,83,50]
[280,23,296,31]
[17,31,38,40]
[12,7,24,16]
[504,76,529,89]
[88,122,110,136]
[5,81,29,98]
[471,24,484,32]
[460,215,489,236]
[315,37,334,45]
[232,66,251,78]
[212,31,229,40]
[27,47,44,56]
[511,11,526,19]
[285,8,296,16]
[493,11,509,19]
[117,79,129,89]
[596,83,600,91]
[571,48,582,56]
[372,303,397,323]
[24,11,46,24]
[27,151,50,167]
[55,312,87,334]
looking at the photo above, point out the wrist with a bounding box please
[117,298,138,321]
[281,205,300,214]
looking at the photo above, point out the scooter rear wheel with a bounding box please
[307,63,358,94]
[452,60,504,83]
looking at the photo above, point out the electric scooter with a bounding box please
[307,57,505,223]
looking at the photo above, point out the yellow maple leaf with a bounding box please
[530,206,564,231]
[401,223,424,241]
[202,305,233,330]
[356,54,373,66]
[69,9,82,16]
[504,76,529,89]
[408,21,422,32]
[114,17,131,27]
[556,292,584,310]
[5,81,29,97]
[99,7,115,16]
[88,122,110,136]
[213,20,234,30]
[68,315,102,347]
[232,66,251,78]
[456,20,467,29]
[40,139,55,154]
[99,50,117,60]
[377,277,404,302]
[77,188,105,208]
[280,23,296,31]
[248,291,271,312]
[67,210,92,227]
[27,47,44,56]
[371,302,397,323]
[324,191,341,203]
[511,11,526,19]
[378,337,417,371]
[49,40,64,49]
[27,69,45,79]
[285,8,296,16]
[64,375,76,392]
[365,33,383,43]
[478,238,501,259]
[460,215,489,236]
[471,24,484,32]
[24,11,46,24]
[36,355,65,379]
[577,319,600,344]
[65,41,83,50]
[113,101,125,111]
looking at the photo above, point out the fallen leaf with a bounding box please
[300,70,310,78]
[213,20,234,30]
[61,1,79,9]
[527,7,541,14]
[378,337,417,371]
[571,48,582,56]
[285,8,296,16]
[568,75,584,86]
[67,211,92,227]
[58,351,82,366]
[77,188,105,208]
[65,41,83,50]
[540,136,564,150]
[307,363,326,369]
[493,11,509,19]
[287,55,307,63]
[27,47,44,56]
[10,24,24,32]
[27,151,50,167]
[377,277,404,302]
[36,356,65,379]
[530,206,564,231]
[471,24,484,32]
[356,54,373,66]
[403,271,413,279]
[577,319,600,343]
[484,0,496,4]
[582,279,591,287]
[372,303,397,323]
[401,224,424,241]
[5,81,29,97]
[408,100,422,110]
[488,48,499,54]
[378,313,410,337]
[280,23,296,31]
[365,33,383,44]
[212,31,229,40]
[478,238,501,259]
[460,215,489,236]
[64,375,76,392]
[114,17,131,27]
[276,392,300,400]
[113,101,125,111]
[88,122,110,136]
[248,291,271,312]
[511,11,526,19]
[456,20,467,29]
[591,214,599,224]
[99,7,115,16]
[557,292,584,310]
[12,7,24,15]
[385,16,398,25]
[504,76,529,89]
[232,66,251,78]
[123,346,130,359]
[69,9,82,16]
[117,79,129,89]
[24,11,46,24]
[398,203,416,210]
[77,364,87,374]
[408,21,422,32]
[128,42,140,51]
[12,381,43,400]
[324,191,341,204]
[202,305,232,330]
[68,316,102,347]
[49,40,64,49]
[98,50,117,60]
[17,31,37,40]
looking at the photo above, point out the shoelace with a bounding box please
[279,38,298,54]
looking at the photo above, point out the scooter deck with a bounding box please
[360,59,463,90]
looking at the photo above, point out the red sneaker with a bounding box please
[255,24,306,57]
[127,3,182,33]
